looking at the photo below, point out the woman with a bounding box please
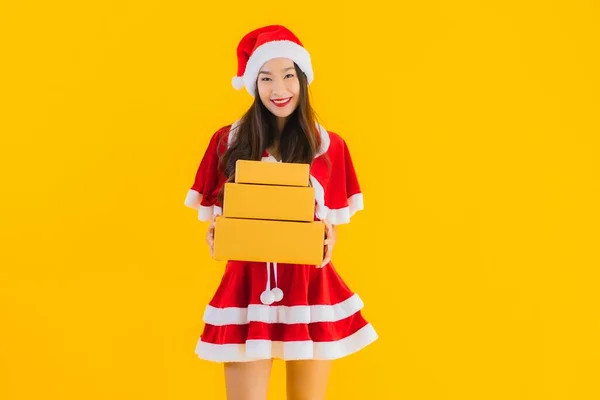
[184,25,377,400]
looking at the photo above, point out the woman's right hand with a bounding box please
[206,215,216,257]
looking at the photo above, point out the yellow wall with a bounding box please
[1,1,599,399]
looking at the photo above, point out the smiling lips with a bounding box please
[271,97,292,107]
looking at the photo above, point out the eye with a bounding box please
[285,73,295,79]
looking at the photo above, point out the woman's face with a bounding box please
[256,57,300,119]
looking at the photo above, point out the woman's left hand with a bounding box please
[319,219,336,268]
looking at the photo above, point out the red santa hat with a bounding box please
[231,25,314,96]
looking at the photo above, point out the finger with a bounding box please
[207,222,215,241]
[319,247,332,268]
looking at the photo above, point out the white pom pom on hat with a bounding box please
[231,25,314,97]
[231,76,245,90]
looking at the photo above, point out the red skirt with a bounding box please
[195,260,378,362]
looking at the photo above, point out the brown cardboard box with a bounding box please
[235,159,310,187]
[222,182,315,222]
[213,216,324,265]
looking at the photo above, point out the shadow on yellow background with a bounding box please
[1,1,599,399]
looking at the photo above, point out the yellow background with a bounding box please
[1,1,599,399]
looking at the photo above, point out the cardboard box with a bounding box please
[213,217,324,265]
[222,182,315,222]
[235,159,310,187]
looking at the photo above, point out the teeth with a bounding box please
[273,98,290,104]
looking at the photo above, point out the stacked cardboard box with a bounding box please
[213,160,324,265]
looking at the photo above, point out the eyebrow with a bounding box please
[259,67,296,75]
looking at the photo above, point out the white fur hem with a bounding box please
[310,175,364,225]
[195,323,378,362]
[203,293,364,326]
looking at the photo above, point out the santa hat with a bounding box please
[231,25,314,96]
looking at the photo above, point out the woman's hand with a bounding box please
[206,215,216,257]
[319,219,336,268]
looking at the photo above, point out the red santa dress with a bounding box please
[184,119,378,362]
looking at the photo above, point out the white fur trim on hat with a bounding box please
[240,40,313,97]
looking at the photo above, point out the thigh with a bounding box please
[285,360,332,400]
[224,359,273,400]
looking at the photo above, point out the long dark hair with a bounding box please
[217,62,322,204]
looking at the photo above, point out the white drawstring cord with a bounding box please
[260,262,284,305]
[271,262,283,301]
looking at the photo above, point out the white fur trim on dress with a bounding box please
[195,323,378,362]
[203,293,364,326]
[184,189,222,221]
[310,175,364,225]
[238,40,313,96]
[198,205,222,221]
[227,118,241,148]
[184,189,202,209]
[314,123,330,158]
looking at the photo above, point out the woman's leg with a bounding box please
[224,359,273,400]
[285,360,332,400]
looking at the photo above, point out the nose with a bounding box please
[272,77,287,96]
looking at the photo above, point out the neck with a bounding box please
[276,117,287,135]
